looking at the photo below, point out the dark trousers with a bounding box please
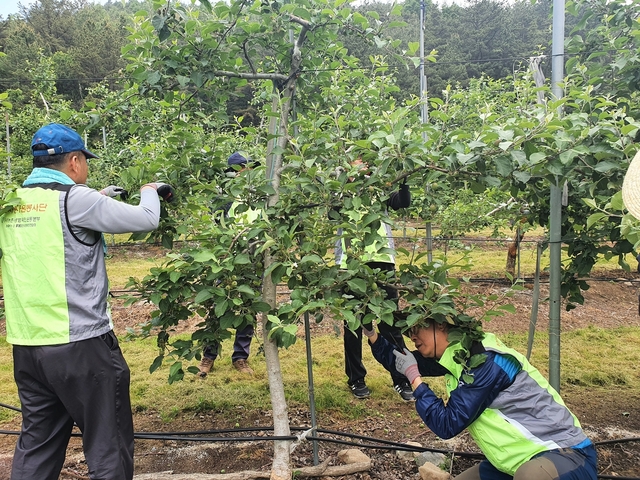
[11,331,134,480]
[455,444,597,479]
[203,323,254,362]
[344,262,407,386]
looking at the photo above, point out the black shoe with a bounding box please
[349,379,371,399]
[394,380,414,402]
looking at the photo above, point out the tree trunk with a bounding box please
[261,18,307,478]
[506,229,524,278]
[261,86,293,480]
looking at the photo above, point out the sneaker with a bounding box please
[349,379,371,399]
[394,380,414,402]
[198,357,214,378]
[233,358,254,375]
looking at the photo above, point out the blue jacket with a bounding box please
[370,335,515,438]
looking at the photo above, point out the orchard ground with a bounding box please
[0,256,639,478]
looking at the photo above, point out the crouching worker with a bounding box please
[0,123,172,480]
[363,317,597,480]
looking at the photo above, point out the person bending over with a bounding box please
[364,317,597,479]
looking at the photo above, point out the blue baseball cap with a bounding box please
[227,151,249,166]
[31,123,99,159]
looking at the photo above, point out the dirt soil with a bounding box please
[1,278,640,479]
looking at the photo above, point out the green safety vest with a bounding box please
[228,201,261,224]
[336,222,395,268]
[438,333,588,475]
[0,186,111,345]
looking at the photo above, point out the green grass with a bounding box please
[1,327,639,424]
[393,224,637,278]
[105,245,167,288]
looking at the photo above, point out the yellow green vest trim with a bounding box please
[336,222,395,268]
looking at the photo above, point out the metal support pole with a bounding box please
[516,225,521,280]
[548,186,562,391]
[419,0,433,263]
[303,312,318,465]
[526,243,543,360]
[5,113,11,180]
[289,26,318,465]
[549,0,566,392]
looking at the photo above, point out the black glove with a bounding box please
[157,183,175,203]
[145,182,176,203]
[362,320,377,338]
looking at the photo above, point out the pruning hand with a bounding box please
[362,320,378,342]
[393,348,420,384]
[143,182,176,203]
[100,185,129,200]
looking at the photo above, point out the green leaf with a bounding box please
[594,161,618,173]
[234,254,251,265]
[407,42,419,55]
[497,304,516,314]
[151,14,165,31]
[149,355,164,373]
[147,71,161,85]
[346,279,367,295]
[467,353,487,369]
[512,171,531,183]
[559,149,579,165]
[194,289,214,304]
[610,191,625,212]
[214,299,228,318]
[191,72,204,88]
[253,302,272,313]
[168,361,184,384]
[236,285,255,295]
[493,156,513,177]
[586,213,607,229]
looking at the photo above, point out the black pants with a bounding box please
[344,262,408,386]
[11,331,134,480]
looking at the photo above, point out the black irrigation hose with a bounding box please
[1,419,639,478]
[0,402,21,413]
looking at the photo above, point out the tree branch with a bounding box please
[288,14,311,29]
[212,70,289,81]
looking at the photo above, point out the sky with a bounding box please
[0,0,25,18]
[0,0,112,18]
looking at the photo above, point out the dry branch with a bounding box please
[132,459,372,479]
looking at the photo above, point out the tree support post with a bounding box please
[549,0,566,392]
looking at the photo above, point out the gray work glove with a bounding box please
[100,185,129,200]
[393,348,420,384]
[144,182,176,203]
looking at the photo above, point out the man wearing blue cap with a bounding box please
[198,151,257,377]
[0,123,173,480]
